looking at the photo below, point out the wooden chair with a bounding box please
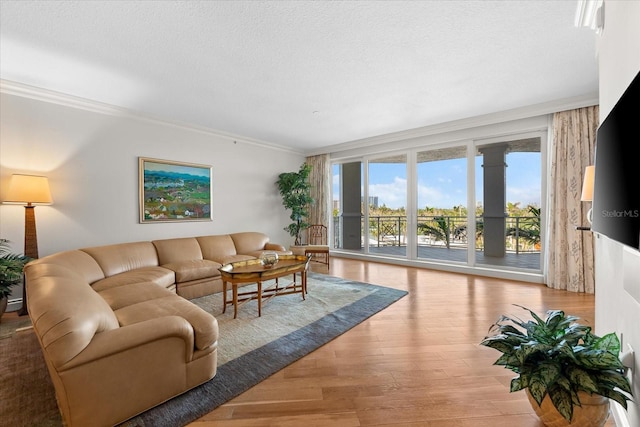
[305,224,330,269]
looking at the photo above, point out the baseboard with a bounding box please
[6,298,23,313]
[611,402,631,427]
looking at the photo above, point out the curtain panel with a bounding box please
[305,154,331,232]
[548,105,598,293]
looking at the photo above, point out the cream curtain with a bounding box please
[305,154,331,230]
[547,106,598,293]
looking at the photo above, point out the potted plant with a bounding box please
[0,239,31,320]
[276,163,313,245]
[480,305,633,426]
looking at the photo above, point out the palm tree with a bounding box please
[506,205,541,249]
[418,216,451,248]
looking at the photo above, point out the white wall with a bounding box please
[0,90,305,304]
[594,1,640,426]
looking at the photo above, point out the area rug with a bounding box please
[0,273,407,427]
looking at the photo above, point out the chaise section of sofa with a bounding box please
[25,254,218,427]
[23,231,290,426]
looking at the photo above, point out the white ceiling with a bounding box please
[0,1,598,153]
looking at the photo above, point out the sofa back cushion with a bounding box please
[152,237,203,264]
[26,250,105,284]
[229,232,269,255]
[81,242,159,278]
[25,264,119,368]
[196,235,238,263]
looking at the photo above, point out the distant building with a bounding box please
[365,196,379,208]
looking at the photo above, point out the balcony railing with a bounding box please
[333,214,541,254]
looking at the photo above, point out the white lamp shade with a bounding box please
[580,165,595,202]
[5,174,53,204]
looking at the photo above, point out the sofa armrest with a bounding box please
[51,315,217,427]
[264,242,286,251]
[59,316,197,371]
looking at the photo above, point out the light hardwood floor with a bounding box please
[188,257,614,427]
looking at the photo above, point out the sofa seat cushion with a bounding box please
[162,259,222,283]
[97,282,174,311]
[91,266,175,292]
[114,295,218,351]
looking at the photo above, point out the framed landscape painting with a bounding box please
[139,157,212,223]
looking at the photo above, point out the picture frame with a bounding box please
[139,157,212,223]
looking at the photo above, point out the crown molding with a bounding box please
[1,79,598,158]
[0,79,303,155]
[313,93,599,156]
[575,0,604,32]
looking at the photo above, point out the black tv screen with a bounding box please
[591,70,640,250]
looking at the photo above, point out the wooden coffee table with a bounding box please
[218,254,311,318]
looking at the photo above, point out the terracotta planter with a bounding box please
[526,390,610,427]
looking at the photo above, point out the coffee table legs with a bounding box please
[233,284,239,319]
[222,273,306,318]
[257,281,262,317]
[222,280,228,314]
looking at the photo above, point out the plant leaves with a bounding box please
[549,386,574,422]
[494,353,519,368]
[566,366,599,393]
[530,361,561,386]
[515,342,549,364]
[593,370,632,394]
[545,310,565,330]
[510,377,524,392]
[597,388,631,409]
[592,333,621,353]
[528,379,547,406]
[576,349,624,370]
[480,336,517,354]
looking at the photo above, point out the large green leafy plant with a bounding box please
[0,239,31,299]
[276,163,313,245]
[480,305,632,422]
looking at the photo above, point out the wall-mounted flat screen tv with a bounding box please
[591,70,640,250]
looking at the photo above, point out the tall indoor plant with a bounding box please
[480,305,632,426]
[276,163,313,245]
[0,239,31,320]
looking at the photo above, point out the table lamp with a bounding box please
[580,165,595,224]
[5,174,53,258]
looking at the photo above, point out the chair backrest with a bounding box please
[307,224,327,245]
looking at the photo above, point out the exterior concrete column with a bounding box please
[341,162,362,250]
[480,145,508,257]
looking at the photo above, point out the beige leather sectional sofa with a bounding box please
[24,231,291,427]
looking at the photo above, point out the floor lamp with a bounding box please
[5,174,53,315]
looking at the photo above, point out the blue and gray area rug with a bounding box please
[0,273,407,427]
[124,273,407,427]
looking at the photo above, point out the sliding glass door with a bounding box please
[367,154,407,258]
[475,137,542,270]
[332,162,363,251]
[332,132,543,275]
[416,146,468,263]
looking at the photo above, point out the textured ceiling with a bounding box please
[0,1,598,153]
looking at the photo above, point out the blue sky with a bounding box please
[333,152,541,210]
